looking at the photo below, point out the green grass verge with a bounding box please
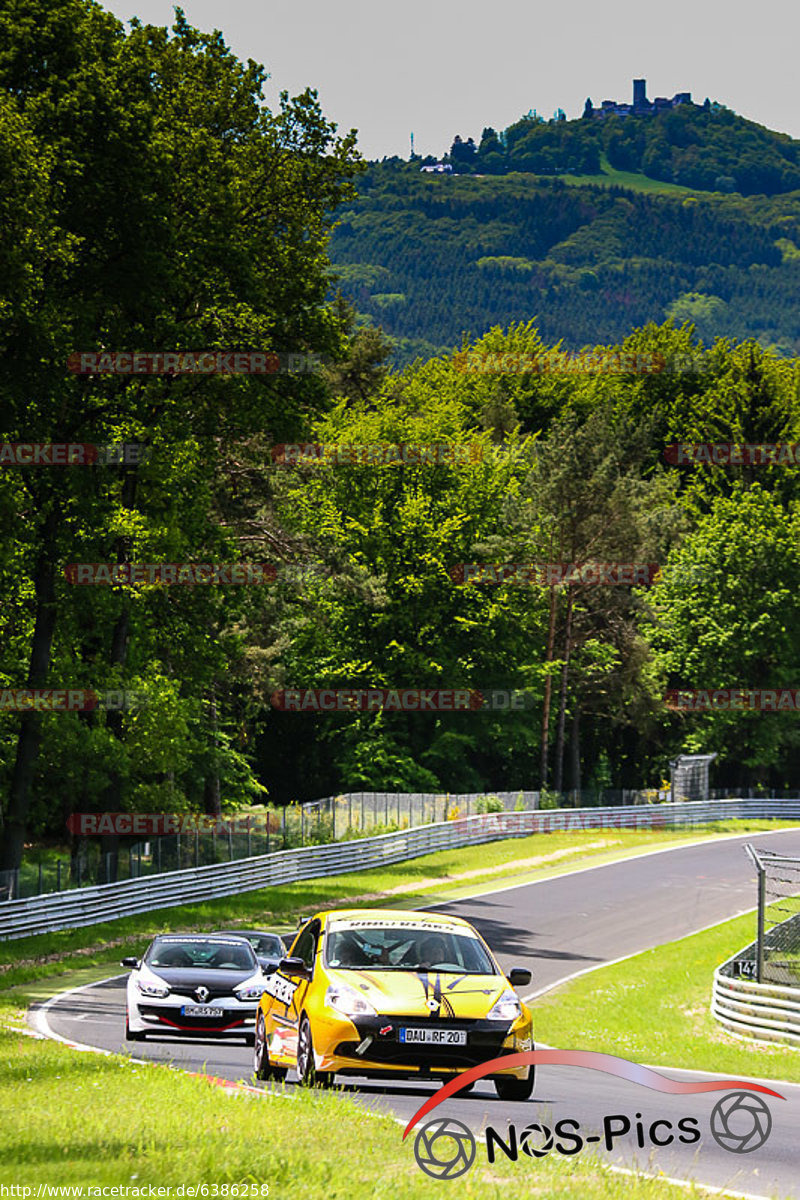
[537,910,800,1082]
[0,1025,722,1196]
[0,821,793,1003]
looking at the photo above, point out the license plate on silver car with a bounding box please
[399,1027,467,1045]
[180,1005,224,1018]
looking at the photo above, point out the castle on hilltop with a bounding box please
[585,79,692,119]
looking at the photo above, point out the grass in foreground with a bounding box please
[537,909,800,1082]
[0,820,792,1001]
[0,1026,724,1197]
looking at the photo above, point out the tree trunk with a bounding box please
[553,586,575,795]
[569,704,581,798]
[204,693,222,816]
[98,468,138,882]
[0,511,60,873]
[539,585,558,789]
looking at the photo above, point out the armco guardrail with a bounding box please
[712,936,800,1047]
[2,797,799,941]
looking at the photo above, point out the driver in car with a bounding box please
[418,934,448,968]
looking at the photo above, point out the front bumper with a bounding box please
[131,996,258,1036]
[313,1011,533,1078]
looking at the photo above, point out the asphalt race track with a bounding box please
[35,829,800,1198]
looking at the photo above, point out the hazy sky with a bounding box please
[105,0,800,160]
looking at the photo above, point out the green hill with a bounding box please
[464,103,800,196]
[329,165,800,366]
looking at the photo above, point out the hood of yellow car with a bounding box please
[327,967,507,1017]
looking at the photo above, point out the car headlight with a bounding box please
[487,988,522,1021]
[325,982,378,1019]
[136,978,169,998]
[235,982,266,1001]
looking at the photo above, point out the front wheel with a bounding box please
[494,1066,535,1101]
[296,1015,334,1088]
[253,1013,287,1082]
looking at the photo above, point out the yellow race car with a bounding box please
[253,908,535,1099]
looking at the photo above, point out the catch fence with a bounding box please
[4,786,800,903]
[2,797,800,941]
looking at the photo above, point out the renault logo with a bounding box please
[195,986,210,1002]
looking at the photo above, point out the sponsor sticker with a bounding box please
[263,973,298,1007]
[328,918,470,935]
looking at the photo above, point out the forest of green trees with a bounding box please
[2,2,800,871]
[330,168,800,366]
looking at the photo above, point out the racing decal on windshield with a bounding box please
[328,918,468,935]
[156,937,247,947]
[263,972,298,1007]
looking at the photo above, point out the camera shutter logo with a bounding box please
[520,1122,554,1158]
[414,1117,476,1179]
[710,1092,772,1154]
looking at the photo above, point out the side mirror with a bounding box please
[508,967,532,988]
[121,957,139,969]
[260,962,278,976]
[279,956,311,980]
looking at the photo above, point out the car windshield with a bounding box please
[325,924,497,974]
[147,938,256,971]
[221,932,284,957]
[247,934,285,957]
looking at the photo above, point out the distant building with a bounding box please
[420,162,453,173]
[586,79,692,119]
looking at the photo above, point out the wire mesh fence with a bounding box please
[745,845,800,986]
[4,785,800,902]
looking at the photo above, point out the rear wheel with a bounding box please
[494,1066,535,1101]
[253,1013,287,1082]
[296,1015,334,1088]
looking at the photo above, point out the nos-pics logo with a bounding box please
[403,1051,783,1181]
